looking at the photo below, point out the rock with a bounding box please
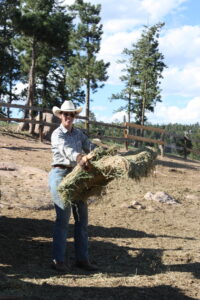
[128,200,146,210]
[144,191,179,205]
[0,162,17,171]
[144,191,154,201]
[185,194,199,201]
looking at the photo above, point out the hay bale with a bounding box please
[58,146,157,206]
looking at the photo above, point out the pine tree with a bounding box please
[12,0,71,132]
[0,0,20,117]
[111,48,140,123]
[112,23,166,126]
[135,23,167,125]
[68,0,109,132]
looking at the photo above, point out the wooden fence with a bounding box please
[1,102,199,157]
[124,121,165,145]
[0,102,164,147]
[0,102,87,142]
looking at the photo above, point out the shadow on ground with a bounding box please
[156,159,197,170]
[0,216,199,299]
[0,281,198,300]
[0,146,49,151]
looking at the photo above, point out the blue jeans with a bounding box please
[48,167,89,263]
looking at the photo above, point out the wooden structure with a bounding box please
[0,102,165,147]
[1,101,200,158]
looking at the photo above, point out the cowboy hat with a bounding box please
[52,100,83,118]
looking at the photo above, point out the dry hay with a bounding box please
[58,146,157,206]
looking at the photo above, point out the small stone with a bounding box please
[153,191,178,205]
[128,201,146,210]
[144,191,154,201]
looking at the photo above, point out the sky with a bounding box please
[63,0,200,125]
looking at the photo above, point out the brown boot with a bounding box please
[76,260,98,271]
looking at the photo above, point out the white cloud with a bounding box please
[98,30,141,84]
[160,25,200,66]
[64,0,188,30]
[148,97,200,124]
[91,105,106,111]
[103,18,142,33]
[110,111,127,123]
[162,59,200,97]
[96,111,131,123]
[95,97,200,124]
[100,31,141,57]
[101,24,200,93]
[94,0,143,21]
[140,0,188,23]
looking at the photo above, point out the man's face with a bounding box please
[60,111,76,129]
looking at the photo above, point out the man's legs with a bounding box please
[72,201,88,262]
[53,204,71,263]
[72,201,97,271]
[49,168,71,267]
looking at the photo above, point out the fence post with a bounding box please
[160,132,165,157]
[124,116,128,150]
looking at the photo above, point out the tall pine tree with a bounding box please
[12,0,71,132]
[68,0,109,132]
[112,23,166,125]
[0,0,20,117]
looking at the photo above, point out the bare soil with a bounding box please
[0,126,200,300]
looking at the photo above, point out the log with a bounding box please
[58,146,157,206]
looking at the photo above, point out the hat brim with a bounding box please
[52,106,83,118]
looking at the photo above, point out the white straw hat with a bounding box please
[52,100,83,118]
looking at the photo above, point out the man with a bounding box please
[48,100,97,272]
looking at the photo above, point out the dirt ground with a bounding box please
[0,126,200,300]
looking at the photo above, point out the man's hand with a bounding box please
[76,154,91,171]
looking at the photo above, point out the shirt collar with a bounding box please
[60,123,74,134]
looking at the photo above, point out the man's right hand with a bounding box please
[76,154,91,170]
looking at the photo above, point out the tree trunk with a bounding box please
[7,48,14,121]
[141,81,147,127]
[7,76,13,122]
[140,81,147,145]
[19,38,37,132]
[28,37,36,134]
[42,73,48,106]
[128,95,131,124]
[85,78,90,134]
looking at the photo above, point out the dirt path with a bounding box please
[0,128,200,299]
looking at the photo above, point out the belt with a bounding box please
[53,164,73,169]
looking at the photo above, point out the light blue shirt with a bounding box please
[51,124,96,167]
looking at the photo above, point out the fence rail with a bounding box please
[125,134,165,145]
[0,116,58,127]
[125,122,165,133]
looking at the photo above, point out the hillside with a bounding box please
[0,126,200,300]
